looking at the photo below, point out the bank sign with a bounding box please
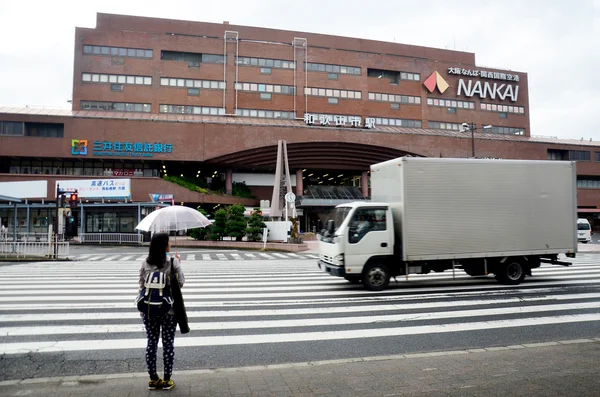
[425,68,520,102]
[71,140,174,157]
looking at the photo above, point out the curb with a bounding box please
[2,338,599,387]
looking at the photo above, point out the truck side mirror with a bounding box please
[326,219,335,235]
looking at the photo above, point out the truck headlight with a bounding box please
[335,254,344,265]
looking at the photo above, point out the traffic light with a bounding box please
[69,192,78,208]
[60,194,67,208]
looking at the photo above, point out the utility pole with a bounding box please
[470,122,476,158]
[54,183,60,258]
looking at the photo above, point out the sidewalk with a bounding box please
[2,339,599,397]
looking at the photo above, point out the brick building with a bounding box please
[1,13,599,234]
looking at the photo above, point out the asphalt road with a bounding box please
[1,253,599,382]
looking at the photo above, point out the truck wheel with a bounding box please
[363,263,390,291]
[495,258,526,285]
[344,276,361,284]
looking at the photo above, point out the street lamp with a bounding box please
[460,123,492,157]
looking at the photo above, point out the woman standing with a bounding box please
[138,232,185,390]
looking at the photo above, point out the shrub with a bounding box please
[246,208,267,242]
[225,204,247,242]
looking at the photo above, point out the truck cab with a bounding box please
[319,202,395,290]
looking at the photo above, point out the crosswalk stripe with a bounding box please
[231,254,243,260]
[4,302,599,337]
[217,254,227,260]
[259,253,274,259]
[202,254,211,261]
[119,255,134,261]
[135,255,146,261]
[273,253,289,258]
[2,314,600,355]
[6,278,600,301]
[306,254,319,258]
[245,253,258,259]
[102,255,121,261]
[186,254,196,261]
[86,256,103,261]
[4,294,599,322]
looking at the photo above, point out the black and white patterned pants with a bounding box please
[141,313,177,379]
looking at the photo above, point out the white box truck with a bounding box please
[318,157,577,290]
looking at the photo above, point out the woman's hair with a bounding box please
[147,232,169,268]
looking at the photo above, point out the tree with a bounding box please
[210,209,227,241]
[190,207,211,241]
[246,208,266,242]
[225,204,247,241]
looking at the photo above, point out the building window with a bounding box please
[489,126,525,135]
[187,88,200,96]
[481,102,525,114]
[447,107,456,114]
[110,84,123,92]
[328,98,339,105]
[82,73,152,86]
[499,112,508,119]
[328,73,338,80]
[372,117,422,128]
[548,149,568,161]
[260,67,272,75]
[390,103,400,110]
[161,51,225,64]
[80,101,152,113]
[0,121,24,136]
[260,93,272,100]
[235,109,295,119]
[595,152,600,162]
[83,45,153,59]
[237,57,295,69]
[25,123,64,138]
[305,63,361,75]
[577,178,600,189]
[235,82,295,95]
[400,71,421,81]
[369,92,420,104]
[305,87,361,99]
[159,104,225,115]
[569,150,591,161]
[427,97,475,110]
[428,121,461,131]
[160,77,225,90]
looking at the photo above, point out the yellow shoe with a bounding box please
[148,377,163,390]
[161,378,175,390]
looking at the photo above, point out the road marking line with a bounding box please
[2,314,600,355]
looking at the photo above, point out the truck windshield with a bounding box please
[578,223,591,230]
[333,207,352,231]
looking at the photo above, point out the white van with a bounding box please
[577,218,592,243]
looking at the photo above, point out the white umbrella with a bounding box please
[135,206,212,233]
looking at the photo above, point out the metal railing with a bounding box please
[0,232,65,242]
[79,233,143,244]
[0,241,70,259]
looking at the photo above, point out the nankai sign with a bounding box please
[440,67,521,102]
[457,79,519,102]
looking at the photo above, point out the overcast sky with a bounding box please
[0,0,598,140]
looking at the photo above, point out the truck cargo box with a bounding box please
[370,157,577,261]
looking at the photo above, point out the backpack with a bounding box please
[136,267,174,317]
